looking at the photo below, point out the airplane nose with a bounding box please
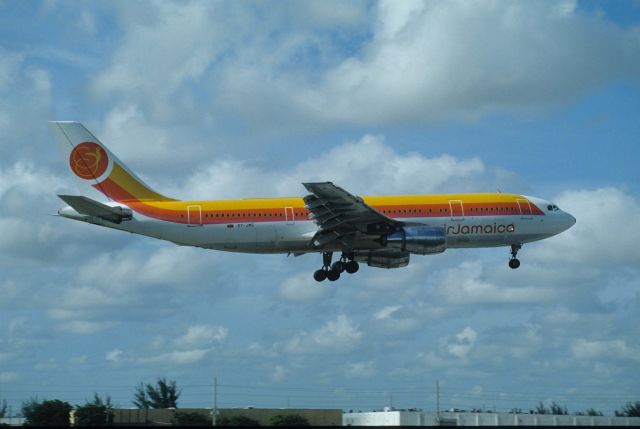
[566,212,576,228]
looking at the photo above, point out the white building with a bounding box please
[343,409,640,426]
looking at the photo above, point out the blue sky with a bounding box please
[1,0,640,415]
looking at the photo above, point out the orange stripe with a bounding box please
[95,168,544,224]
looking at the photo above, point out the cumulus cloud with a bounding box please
[366,304,422,336]
[105,348,124,363]
[447,326,478,358]
[433,260,562,305]
[174,134,487,200]
[572,339,640,362]
[345,361,375,378]
[530,188,640,267]
[75,246,219,292]
[138,348,209,365]
[0,48,52,165]
[294,0,640,125]
[83,0,640,146]
[270,365,288,382]
[173,325,228,349]
[287,315,363,354]
[279,272,331,302]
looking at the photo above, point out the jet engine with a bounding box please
[353,250,410,269]
[383,226,446,255]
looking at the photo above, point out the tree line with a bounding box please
[1,378,638,426]
[2,378,310,426]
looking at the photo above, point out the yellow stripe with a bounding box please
[110,163,174,201]
[141,193,526,212]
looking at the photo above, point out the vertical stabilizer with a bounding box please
[49,121,173,203]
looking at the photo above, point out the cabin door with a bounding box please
[187,205,202,226]
[449,200,464,221]
[284,207,295,225]
[516,199,533,220]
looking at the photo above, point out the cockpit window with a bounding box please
[547,204,560,211]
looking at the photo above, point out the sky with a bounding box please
[1,0,639,416]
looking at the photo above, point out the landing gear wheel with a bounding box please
[326,270,340,281]
[508,244,522,269]
[313,269,327,282]
[331,261,345,273]
[345,260,359,274]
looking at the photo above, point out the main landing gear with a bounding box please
[509,244,521,269]
[313,251,360,282]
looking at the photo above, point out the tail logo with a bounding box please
[69,142,109,180]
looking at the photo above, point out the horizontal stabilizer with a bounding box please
[58,195,132,224]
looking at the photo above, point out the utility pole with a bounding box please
[436,380,440,423]
[212,377,217,426]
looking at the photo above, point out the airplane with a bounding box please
[50,121,576,282]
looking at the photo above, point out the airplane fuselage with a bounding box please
[60,193,575,254]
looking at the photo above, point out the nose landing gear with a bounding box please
[509,244,521,269]
[313,252,360,282]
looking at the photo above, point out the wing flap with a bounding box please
[303,182,399,248]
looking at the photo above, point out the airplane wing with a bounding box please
[58,195,132,224]
[302,182,400,247]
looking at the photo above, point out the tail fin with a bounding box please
[49,121,174,203]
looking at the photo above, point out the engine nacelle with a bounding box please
[354,251,410,269]
[384,226,446,255]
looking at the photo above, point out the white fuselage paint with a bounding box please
[63,196,575,255]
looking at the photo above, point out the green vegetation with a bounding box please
[133,377,181,409]
[270,413,310,426]
[22,398,73,426]
[534,401,568,415]
[616,401,640,417]
[74,394,114,426]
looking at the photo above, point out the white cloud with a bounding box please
[84,0,640,137]
[530,188,640,267]
[346,361,374,378]
[572,339,640,362]
[173,325,228,349]
[287,315,363,354]
[292,1,640,125]
[374,305,401,320]
[270,365,288,382]
[447,326,477,358]
[138,349,209,365]
[75,246,218,292]
[433,260,560,305]
[0,49,52,165]
[55,320,116,334]
[279,272,330,302]
[0,371,17,382]
[105,348,124,363]
[175,134,487,200]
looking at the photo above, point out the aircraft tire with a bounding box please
[508,258,520,269]
[345,261,359,274]
[314,269,327,282]
[331,261,345,273]
[327,270,340,281]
